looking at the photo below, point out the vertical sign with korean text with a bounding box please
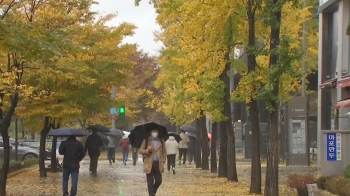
[336,133,341,161]
[327,133,341,161]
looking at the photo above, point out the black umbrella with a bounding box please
[180,125,197,135]
[186,132,197,139]
[87,125,110,133]
[103,128,123,137]
[164,132,182,143]
[48,128,86,137]
[94,132,109,146]
[128,122,168,148]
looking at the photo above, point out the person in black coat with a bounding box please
[59,136,85,196]
[84,130,104,175]
[187,136,196,165]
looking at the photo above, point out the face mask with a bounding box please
[151,132,158,138]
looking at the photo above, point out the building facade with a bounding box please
[318,0,350,169]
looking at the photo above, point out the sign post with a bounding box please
[287,96,309,166]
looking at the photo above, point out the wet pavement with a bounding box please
[6,156,335,196]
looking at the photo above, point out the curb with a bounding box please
[7,166,37,178]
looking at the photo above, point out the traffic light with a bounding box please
[119,106,125,118]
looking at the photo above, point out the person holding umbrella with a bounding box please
[139,129,167,196]
[107,135,117,165]
[178,129,190,165]
[48,128,86,196]
[119,135,130,165]
[85,129,104,175]
[165,136,178,174]
[59,136,85,196]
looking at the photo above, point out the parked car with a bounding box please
[0,137,51,160]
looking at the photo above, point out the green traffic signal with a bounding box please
[119,106,125,114]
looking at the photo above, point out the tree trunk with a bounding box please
[50,121,60,173]
[39,116,51,178]
[0,126,10,196]
[22,129,25,139]
[249,101,261,193]
[195,118,202,168]
[218,122,227,178]
[222,52,238,182]
[0,90,20,195]
[264,0,281,194]
[200,114,209,170]
[211,122,217,173]
[246,0,262,193]
[50,136,58,172]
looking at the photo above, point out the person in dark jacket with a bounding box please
[85,130,104,175]
[187,135,196,165]
[59,136,85,196]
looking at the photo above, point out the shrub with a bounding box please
[345,164,350,178]
[287,173,315,196]
[318,176,350,196]
[316,176,333,190]
[0,158,38,173]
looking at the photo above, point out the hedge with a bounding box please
[0,158,38,173]
[317,176,350,196]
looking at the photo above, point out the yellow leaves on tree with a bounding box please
[232,0,318,104]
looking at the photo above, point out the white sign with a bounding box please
[336,133,341,160]
[289,119,306,154]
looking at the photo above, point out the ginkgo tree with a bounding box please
[137,0,318,189]
[0,0,80,192]
[13,0,137,177]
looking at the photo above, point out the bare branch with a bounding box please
[1,0,16,20]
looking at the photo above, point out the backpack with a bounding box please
[121,139,129,150]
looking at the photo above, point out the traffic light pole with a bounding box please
[111,86,117,129]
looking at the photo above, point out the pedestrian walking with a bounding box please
[165,136,178,174]
[178,130,190,165]
[85,130,104,175]
[107,135,117,165]
[139,129,167,196]
[187,135,196,165]
[132,147,138,166]
[120,135,130,165]
[59,136,85,196]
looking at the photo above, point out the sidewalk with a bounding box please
[6,157,335,196]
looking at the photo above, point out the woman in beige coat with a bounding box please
[139,129,167,196]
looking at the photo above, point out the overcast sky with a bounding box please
[91,0,163,56]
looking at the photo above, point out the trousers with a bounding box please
[146,161,162,196]
[166,154,176,171]
[62,168,79,196]
[179,148,187,164]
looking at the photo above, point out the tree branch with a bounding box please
[1,0,16,20]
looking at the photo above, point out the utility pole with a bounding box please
[111,86,117,129]
[301,0,307,97]
[301,0,310,166]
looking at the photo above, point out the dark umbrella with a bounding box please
[180,125,197,135]
[186,132,197,139]
[87,125,110,133]
[164,132,182,143]
[128,122,168,148]
[96,132,109,146]
[47,128,86,137]
[103,128,123,137]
